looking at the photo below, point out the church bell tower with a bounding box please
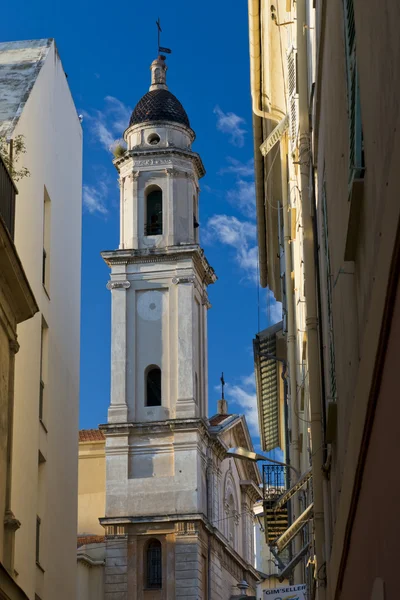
[100,55,216,599]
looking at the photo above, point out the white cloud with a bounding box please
[219,157,254,177]
[266,287,283,325]
[83,96,131,152]
[92,121,114,150]
[83,183,108,215]
[214,106,247,147]
[225,374,259,436]
[204,214,259,282]
[226,180,256,217]
[104,96,131,132]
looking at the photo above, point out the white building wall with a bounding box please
[10,40,82,600]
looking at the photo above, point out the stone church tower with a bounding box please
[100,55,261,600]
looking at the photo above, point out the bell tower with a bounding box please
[100,55,216,599]
[102,54,215,426]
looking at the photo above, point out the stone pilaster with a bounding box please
[175,522,203,599]
[175,278,196,418]
[107,280,130,423]
[104,529,128,600]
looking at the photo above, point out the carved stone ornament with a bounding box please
[172,276,196,285]
[134,158,173,167]
[164,167,181,177]
[106,281,131,291]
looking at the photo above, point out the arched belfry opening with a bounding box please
[145,186,163,235]
[146,365,162,406]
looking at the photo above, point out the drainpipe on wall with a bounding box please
[296,1,326,598]
[280,133,302,584]
[248,0,284,122]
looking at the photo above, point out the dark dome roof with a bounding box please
[129,88,190,129]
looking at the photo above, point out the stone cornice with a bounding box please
[113,145,205,179]
[99,417,211,440]
[101,245,217,286]
[239,480,263,503]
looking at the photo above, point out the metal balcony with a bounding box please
[0,154,17,239]
[263,464,289,544]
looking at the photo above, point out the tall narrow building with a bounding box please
[99,55,261,599]
[0,39,82,600]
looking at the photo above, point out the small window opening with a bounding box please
[147,133,160,146]
[146,539,162,589]
[146,366,162,407]
[145,189,162,235]
[36,516,41,564]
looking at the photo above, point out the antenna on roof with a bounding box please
[220,372,225,400]
[156,17,172,55]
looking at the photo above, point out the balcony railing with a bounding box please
[0,154,17,239]
[263,464,289,545]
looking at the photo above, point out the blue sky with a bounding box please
[1,0,281,449]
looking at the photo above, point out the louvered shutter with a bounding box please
[321,180,337,401]
[343,0,363,184]
[288,48,298,152]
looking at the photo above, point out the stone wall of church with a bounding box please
[102,519,258,600]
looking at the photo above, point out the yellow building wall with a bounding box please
[78,441,106,536]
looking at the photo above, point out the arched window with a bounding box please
[146,539,162,589]
[227,493,236,548]
[145,188,163,235]
[146,366,161,407]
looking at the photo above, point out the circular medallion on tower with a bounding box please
[137,291,163,321]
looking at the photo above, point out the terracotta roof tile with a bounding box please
[77,535,105,548]
[209,414,231,426]
[79,429,105,443]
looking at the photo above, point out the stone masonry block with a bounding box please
[105,566,128,576]
[176,588,198,597]
[105,583,128,593]
[105,574,127,585]
[175,577,199,590]
[175,551,199,562]
[106,557,127,567]
[175,561,200,572]
[105,593,127,600]
[106,547,127,559]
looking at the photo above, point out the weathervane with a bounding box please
[220,372,225,400]
[156,18,172,55]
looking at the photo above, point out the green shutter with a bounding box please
[343,0,364,185]
[321,180,337,401]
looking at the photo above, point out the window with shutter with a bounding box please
[287,48,298,152]
[321,180,337,402]
[343,0,364,185]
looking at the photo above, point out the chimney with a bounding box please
[217,398,228,415]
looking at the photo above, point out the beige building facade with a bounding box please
[0,155,38,600]
[312,1,400,598]
[249,0,400,598]
[248,0,316,590]
[0,39,82,600]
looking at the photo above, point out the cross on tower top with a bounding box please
[156,17,172,55]
[221,372,225,400]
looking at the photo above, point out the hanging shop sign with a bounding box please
[263,583,307,600]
